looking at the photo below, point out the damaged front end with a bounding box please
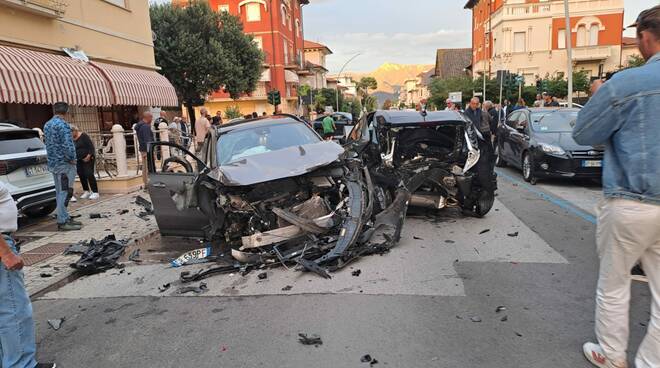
[369,110,496,217]
[172,118,410,280]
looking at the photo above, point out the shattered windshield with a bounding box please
[216,122,320,165]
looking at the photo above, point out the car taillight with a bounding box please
[0,161,7,176]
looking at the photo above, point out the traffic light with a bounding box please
[268,90,281,106]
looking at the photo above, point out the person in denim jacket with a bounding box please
[574,6,660,368]
[0,181,56,368]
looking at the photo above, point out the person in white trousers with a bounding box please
[573,6,660,368]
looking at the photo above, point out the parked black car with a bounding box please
[312,112,354,141]
[495,108,603,184]
[347,110,497,217]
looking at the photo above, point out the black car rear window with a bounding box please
[0,130,45,155]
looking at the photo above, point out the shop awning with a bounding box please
[259,69,271,82]
[0,45,113,106]
[91,61,179,107]
[285,70,299,84]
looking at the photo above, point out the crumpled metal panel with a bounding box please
[208,141,345,186]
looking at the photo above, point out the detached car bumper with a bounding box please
[11,186,57,214]
[531,151,602,179]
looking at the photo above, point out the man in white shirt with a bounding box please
[0,182,56,367]
[194,107,211,154]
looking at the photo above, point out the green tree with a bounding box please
[150,2,262,124]
[224,105,242,119]
[364,95,378,112]
[429,76,474,109]
[341,97,362,120]
[398,101,406,109]
[626,54,645,68]
[357,77,378,105]
[313,88,344,113]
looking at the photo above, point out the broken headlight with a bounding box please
[462,131,480,173]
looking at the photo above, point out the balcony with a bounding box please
[0,0,66,18]
[571,45,612,62]
[491,0,623,26]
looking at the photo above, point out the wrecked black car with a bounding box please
[146,115,409,277]
[347,110,496,217]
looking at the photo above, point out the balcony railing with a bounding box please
[0,0,67,18]
[571,45,612,61]
[491,0,622,26]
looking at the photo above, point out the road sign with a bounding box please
[449,92,462,102]
[472,92,483,97]
[515,75,524,86]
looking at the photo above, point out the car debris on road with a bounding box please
[143,112,496,282]
[68,234,127,275]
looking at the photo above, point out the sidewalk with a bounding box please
[15,191,159,296]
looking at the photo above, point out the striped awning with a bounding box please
[0,46,113,106]
[91,61,179,107]
[284,70,299,84]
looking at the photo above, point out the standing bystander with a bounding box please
[195,108,211,154]
[0,181,56,368]
[134,111,155,187]
[43,102,81,231]
[71,126,99,200]
[574,5,660,368]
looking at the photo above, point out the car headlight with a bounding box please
[539,143,565,155]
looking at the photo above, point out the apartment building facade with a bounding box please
[173,0,309,116]
[300,40,332,90]
[465,0,628,86]
[0,0,177,133]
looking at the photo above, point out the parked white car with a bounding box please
[0,123,57,217]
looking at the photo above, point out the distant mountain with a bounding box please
[346,63,434,94]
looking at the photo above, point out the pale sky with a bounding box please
[151,0,658,73]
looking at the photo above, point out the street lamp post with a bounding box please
[335,53,361,113]
[564,0,573,108]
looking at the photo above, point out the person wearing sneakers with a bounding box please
[71,125,99,201]
[43,102,81,231]
[0,181,57,368]
[573,5,660,368]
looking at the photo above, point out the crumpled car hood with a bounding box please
[208,141,345,186]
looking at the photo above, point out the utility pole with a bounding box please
[564,0,573,108]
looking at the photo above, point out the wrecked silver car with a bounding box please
[347,110,496,217]
[147,115,409,278]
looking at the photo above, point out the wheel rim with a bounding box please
[523,155,531,178]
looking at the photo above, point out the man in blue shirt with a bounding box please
[43,102,81,231]
[574,6,660,368]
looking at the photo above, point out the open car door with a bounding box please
[146,141,209,237]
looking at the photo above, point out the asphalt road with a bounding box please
[32,167,652,368]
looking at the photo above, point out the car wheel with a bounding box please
[474,190,495,218]
[495,144,506,167]
[23,202,57,218]
[522,153,536,185]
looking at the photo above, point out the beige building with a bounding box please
[402,70,433,108]
[0,0,177,133]
[300,40,332,90]
[466,0,629,86]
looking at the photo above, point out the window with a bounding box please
[218,4,229,13]
[295,20,301,37]
[283,41,289,64]
[577,25,587,47]
[558,29,566,49]
[589,24,599,46]
[281,6,287,26]
[288,15,292,31]
[254,36,263,50]
[514,32,526,53]
[246,3,261,22]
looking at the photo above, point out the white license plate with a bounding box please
[582,160,602,168]
[25,164,48,177]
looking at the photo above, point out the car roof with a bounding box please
[0,123,37,134]
[215,115,308,134]
[374,109,470,125]
[518,107,581,114]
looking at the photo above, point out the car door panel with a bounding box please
[147,141,208,237]
[502,112,520,162]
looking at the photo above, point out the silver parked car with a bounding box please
[0,123,57,217]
